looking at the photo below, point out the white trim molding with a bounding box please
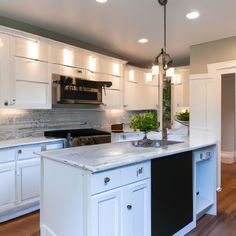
[221,151,235,164]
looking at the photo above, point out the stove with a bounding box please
[44,128,111,147]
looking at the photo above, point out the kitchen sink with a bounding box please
[132,139,184,148]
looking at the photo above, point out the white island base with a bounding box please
[40,142,217,236]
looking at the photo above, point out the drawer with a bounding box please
[17,145,42,160]
[121,161,151,185]
[194,148,213,163]
[91,168,121,195]
[0,148,16,163]
[45,142,64,150]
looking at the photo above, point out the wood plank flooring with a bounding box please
[0,163,235,236]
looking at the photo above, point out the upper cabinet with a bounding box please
[0,33,12,107]
[124,65,158,110]
[13,36,49,62]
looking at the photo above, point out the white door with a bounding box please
[17,158,40,202]
[0,162,16,210]
[122,180,151,236]
[91,189,121,236]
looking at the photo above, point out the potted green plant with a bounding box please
[175,110,190,126]
[129,112,158,140]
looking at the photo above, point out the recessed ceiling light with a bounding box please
[138,38,149,44]
[96,0,107,3]
[186,11,200,20]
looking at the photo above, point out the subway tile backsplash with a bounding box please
[0,108,157,141]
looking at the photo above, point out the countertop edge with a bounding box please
[41,142,217,173]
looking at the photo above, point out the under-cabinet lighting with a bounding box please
[0,109,29,115]
[63,48,73,66]
[166,67,175,77]
[146,72,152,82]
[89,56,96,72]
[172,74,182,85]
[28,41,39,59]
[129,70,135,81]
[152,65,159,75]
[113,63,120,76]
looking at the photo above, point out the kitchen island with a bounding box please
[40,140,217,236]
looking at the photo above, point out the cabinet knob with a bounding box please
[4,101,8,106]
[104,177,110,184]
[127,204,132,210]
[18,149,22,154]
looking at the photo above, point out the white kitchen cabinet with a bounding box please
[41,160,151,236]
[0,140,64,223]
[10,57,51,109]
[0,162,16,210]
[0,33,13,108]
[91,189,121,236]
[124,65,158,110]
[17,158,40,202]
[49,63,87,79]
[102,89,123,109]
[122,180,151,236]
[13,36,49,62]
[49,42,82,68]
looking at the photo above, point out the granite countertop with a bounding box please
[0,137,65,149]
[41,139,217,173]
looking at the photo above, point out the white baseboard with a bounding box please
[221,151,235,164]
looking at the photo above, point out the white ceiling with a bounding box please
[0,0,236,66]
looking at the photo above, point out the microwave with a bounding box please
[52,74,112,105]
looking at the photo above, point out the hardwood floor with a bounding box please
[0,163,235,236]
[0,211,39,236]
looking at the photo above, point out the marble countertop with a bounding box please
[41,139,216,173]
[0,137,64,149]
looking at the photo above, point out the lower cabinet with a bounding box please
[0,162,16,210]
[91,179,150,236]
[91,189,121,236]
[17,158,40,203]
[0,140,64,222]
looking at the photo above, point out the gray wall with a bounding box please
[0,15,125,61]
[221,74,235,152]
[190,36,236,74]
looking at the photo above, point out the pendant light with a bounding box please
[152,0,173,74]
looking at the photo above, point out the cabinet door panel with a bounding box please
[18,159,40,202]
[0,163,16,208]
[122,180,151,236]
[14,37,49,61]
[15,81,50,108]
[91,190,121,236]
[0,33,11,107]
[102,89,122,109]
[14,58,49,83]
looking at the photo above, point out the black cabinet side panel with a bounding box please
[151,152,193,236]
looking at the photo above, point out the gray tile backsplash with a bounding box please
[0,108,157,141]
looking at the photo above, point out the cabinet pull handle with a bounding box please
[18,149,22,154]
[4,101,8,106]
[137,167,143,176]
[104,177,110,184]
[127,204,132,210]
